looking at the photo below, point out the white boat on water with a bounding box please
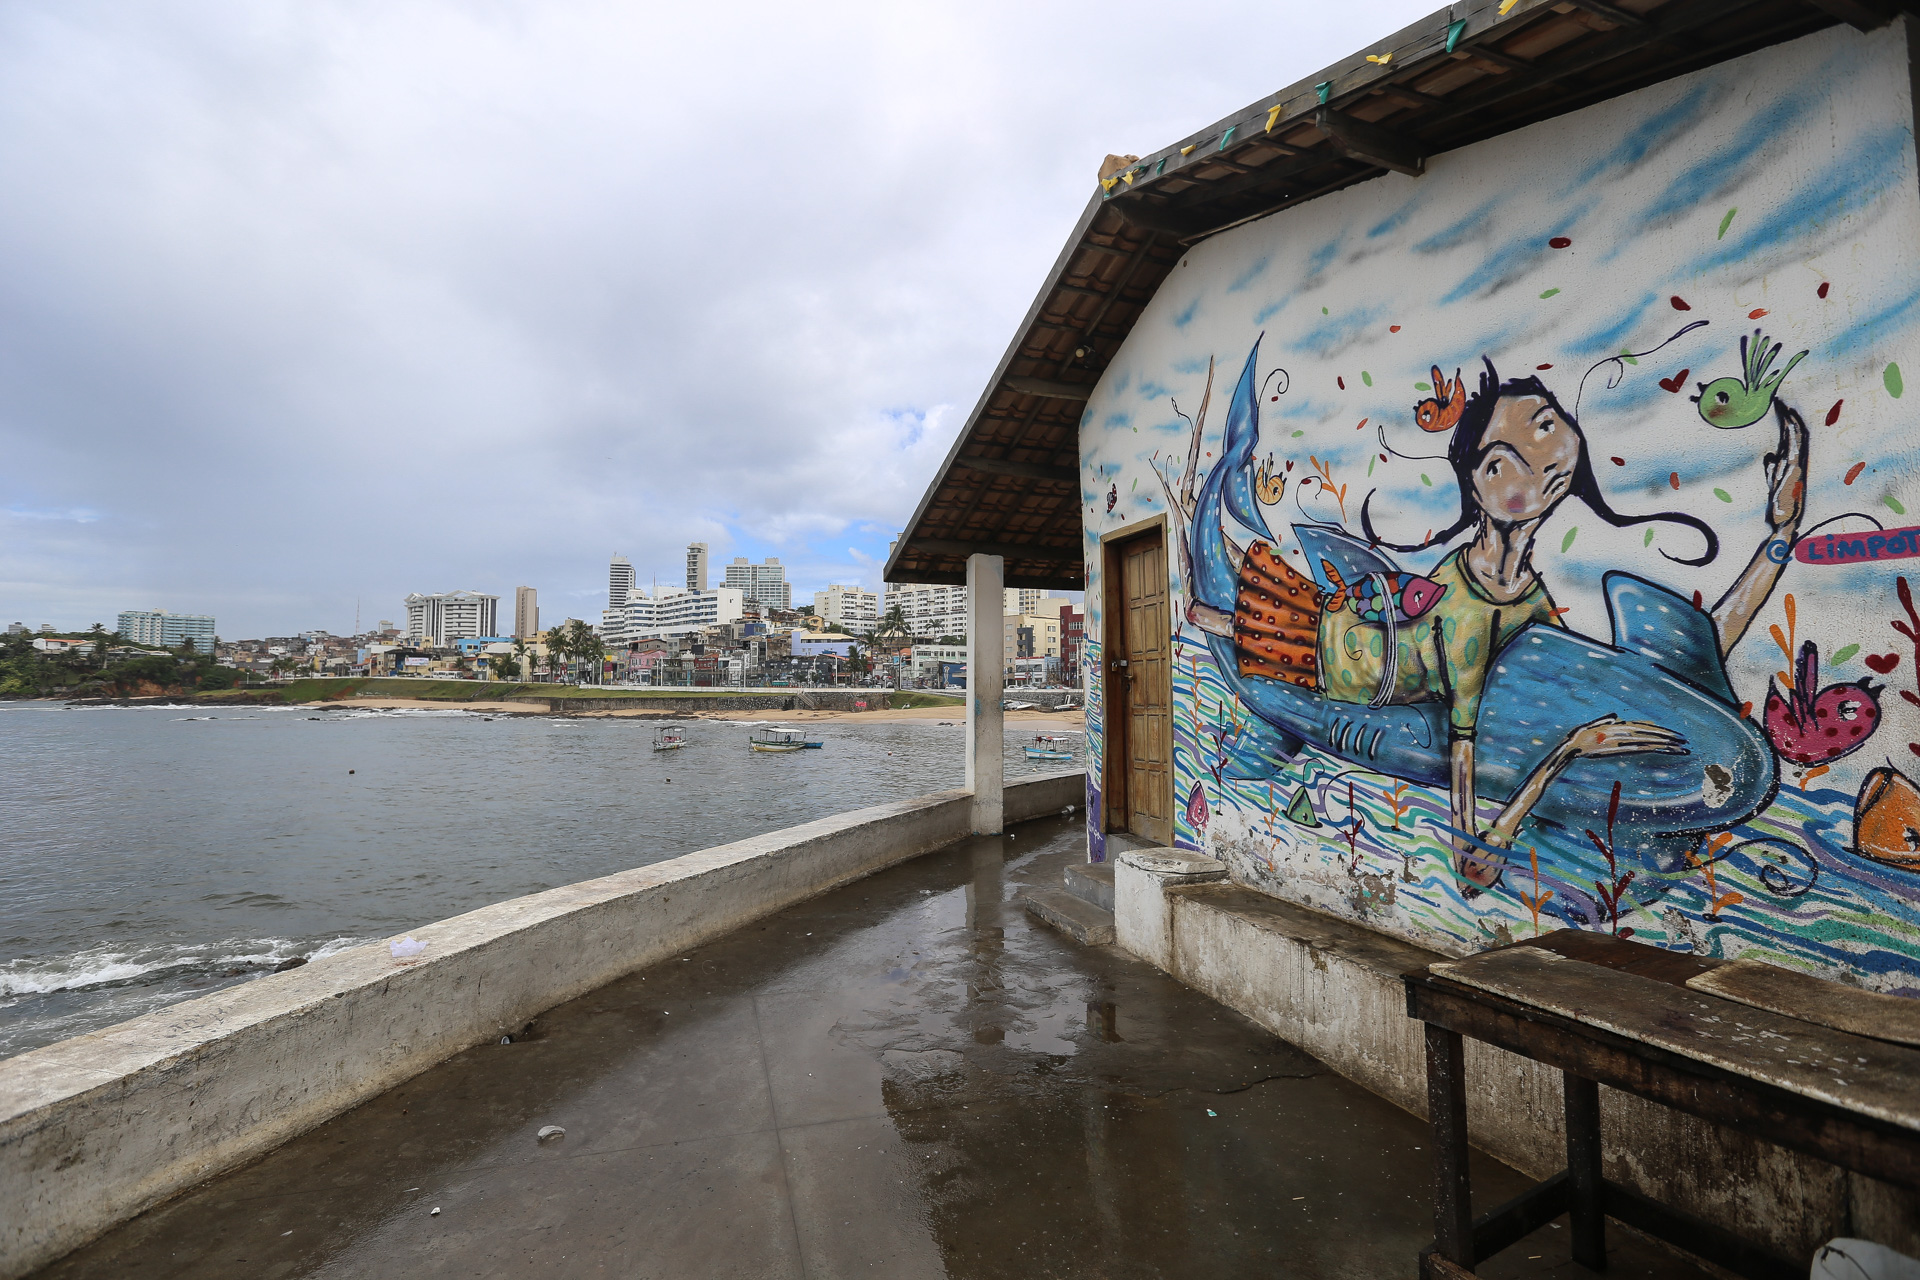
[653,726,686,752]
[1025,747,1074,762]
[749,728,807,753]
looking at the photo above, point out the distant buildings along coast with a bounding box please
[117,609,216,651]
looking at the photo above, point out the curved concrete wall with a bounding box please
[0,771,1081,1278]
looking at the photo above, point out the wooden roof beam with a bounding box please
[1315,107,1426,176]
[1002,376,1092,401]
[1800,0,1895,28]
[953,456,1078,484]
[908,538,1082,564]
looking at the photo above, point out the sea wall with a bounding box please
[0,771,1081,1279]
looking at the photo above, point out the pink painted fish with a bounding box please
[1764,640,1882,766]
[1185,781,1210,831]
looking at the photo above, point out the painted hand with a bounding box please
[1563,714,1688,759]
[1763,402,1810,531]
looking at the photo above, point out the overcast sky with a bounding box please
[0,0,1435,638]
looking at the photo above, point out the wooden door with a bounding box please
[1108,528,1173,845]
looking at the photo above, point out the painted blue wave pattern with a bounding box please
[1167,629,1920,993]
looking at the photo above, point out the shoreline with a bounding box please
[322,696,1085,729]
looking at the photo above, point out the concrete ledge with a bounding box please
[0,770,1080,1279]
[1133,880,1920,1263]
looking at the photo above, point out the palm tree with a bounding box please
[543,627,570,683]
[87,622,108,668]
[564,619,603,685]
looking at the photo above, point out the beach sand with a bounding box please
[320,696,1083,730]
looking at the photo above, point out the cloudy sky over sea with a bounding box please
[1,0,1433,638]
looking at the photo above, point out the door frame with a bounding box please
[1099,514,1171,840]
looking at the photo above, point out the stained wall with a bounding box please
[1080,20,1920,989]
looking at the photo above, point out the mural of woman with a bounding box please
[1184,349,1808,889]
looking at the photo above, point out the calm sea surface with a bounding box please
[0,700,1080,1058]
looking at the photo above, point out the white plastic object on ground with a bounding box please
[537,1125,566,1142]
[1812,1239,1920,1280]
[389,937,427,959]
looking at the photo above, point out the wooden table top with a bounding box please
[1416,938,1920,1134]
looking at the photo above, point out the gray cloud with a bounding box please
[0,0,1434,635]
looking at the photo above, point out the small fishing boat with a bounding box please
[1003,700,1037,711]
[800,739,825,749]
[1033,734,1071,743]
[749,728,807,753]
[652,726,687,752]
[1026,747,1074,762]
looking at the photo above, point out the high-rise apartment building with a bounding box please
[813,584,879,631]
[601,587,745,643]
[685,542,709,593]
[886,581,967,640]
[723,557,791,611]
[117,610,216,651]
[514,587,539,639]
[404,591,499,646]
[608,556,634,611]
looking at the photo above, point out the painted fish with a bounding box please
[1762,640,1882,766]
[1853,765,1920,870]
[1186,781,1210,831]
[1320,560,1448,623]
[1414,365,1467,433]
[1106,482,1117,513]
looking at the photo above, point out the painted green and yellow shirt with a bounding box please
[1319,549,1561,736]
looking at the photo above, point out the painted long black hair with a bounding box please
[1360,358,1719,567]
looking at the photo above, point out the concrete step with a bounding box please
[1063,861,1114,912]
[1021,887,1116,946]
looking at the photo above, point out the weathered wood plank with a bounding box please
[1521,927,1722,988]
[1407,979,1920,1188]
[1687,959,1920,1050]
[1429,948,1920,1131]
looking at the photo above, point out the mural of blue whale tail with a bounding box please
[1187,338,1777,872]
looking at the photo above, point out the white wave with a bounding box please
[0,935,364,997]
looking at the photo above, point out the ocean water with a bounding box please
[0,700,1081,1058]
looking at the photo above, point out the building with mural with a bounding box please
[891,10,1920,994]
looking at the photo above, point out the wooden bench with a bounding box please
[1402,931,1920,1279]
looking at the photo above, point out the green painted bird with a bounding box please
[1693,328,1808,429]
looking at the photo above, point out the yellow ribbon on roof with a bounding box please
[1265,103,1284,133]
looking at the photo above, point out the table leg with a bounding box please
[1564,1071,1606,1271]
[1426,1023,1474,1267]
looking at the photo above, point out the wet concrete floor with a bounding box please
[39,813,1715,1279]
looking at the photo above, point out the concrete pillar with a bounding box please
[965,553,1005,834]
[1114,849,1228,971]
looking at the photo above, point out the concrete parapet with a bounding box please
[0,770,1081,1279]
[1120,877,1919,1264]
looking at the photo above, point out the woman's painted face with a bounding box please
[1470,394,1580,523]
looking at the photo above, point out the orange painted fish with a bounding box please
[1320,559,1448,624]
[1854,765,1920,871]
[1414,365,1466,433]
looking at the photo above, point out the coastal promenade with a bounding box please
[29,816,1705,1279]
